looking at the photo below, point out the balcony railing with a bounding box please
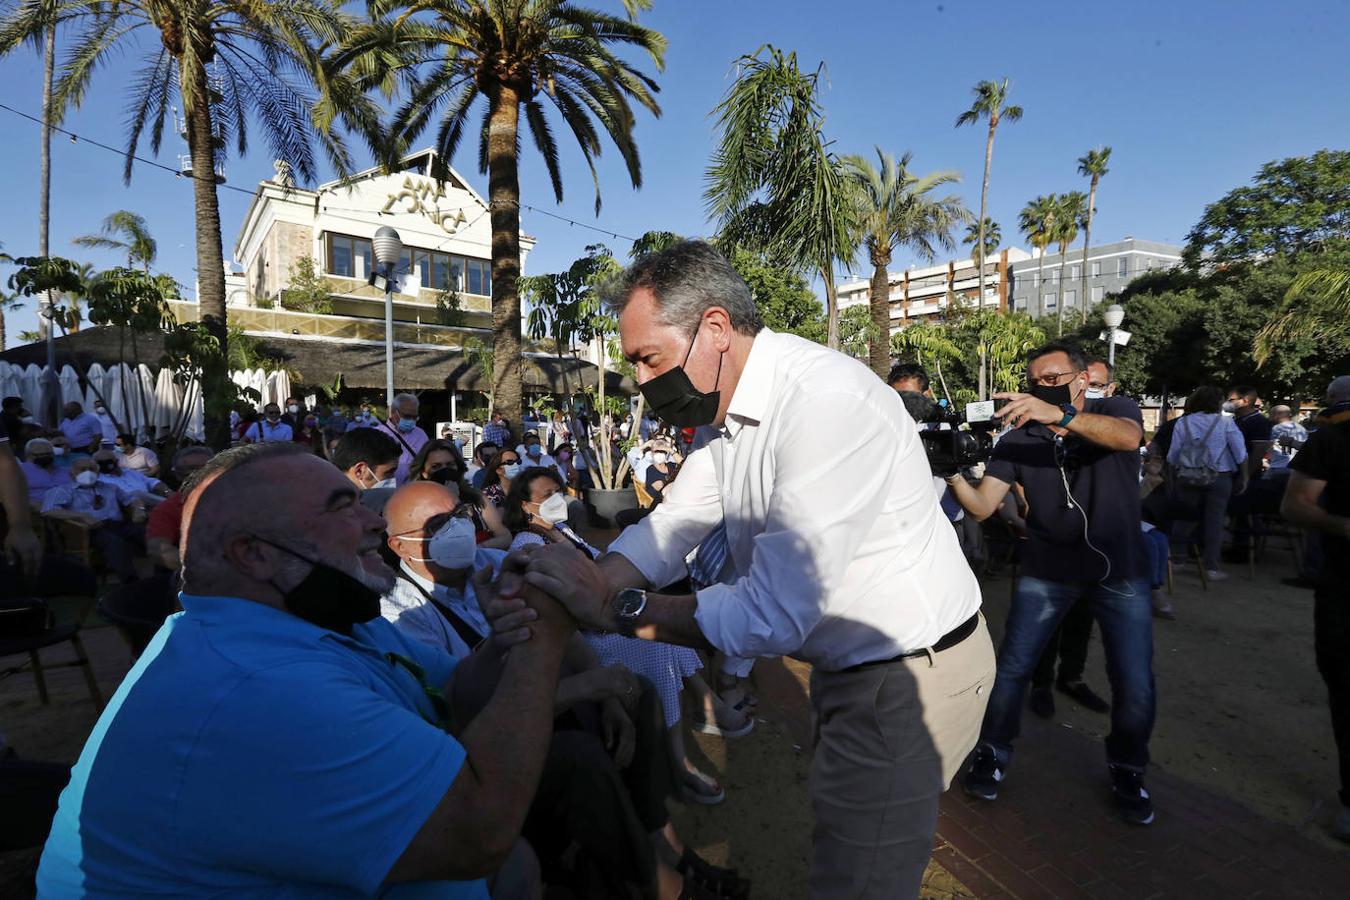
[167,300,490,349]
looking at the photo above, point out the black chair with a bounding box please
[0,598,103,709]
[97,573,178,662]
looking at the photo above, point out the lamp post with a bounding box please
[371,226,403,409]
[1103,303,1125,367]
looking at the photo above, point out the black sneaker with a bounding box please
[1109,764,1155,825]
[1030,686,1055,719]
[963,743,1004,801]
[1058,680,1111,714]
[1281,575,1317,590]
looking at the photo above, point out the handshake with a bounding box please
[470,542,621,650]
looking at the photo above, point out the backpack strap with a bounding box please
[395,569,486,653]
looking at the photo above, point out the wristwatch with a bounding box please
[1057,403,1078,428]
[611,588,648,636]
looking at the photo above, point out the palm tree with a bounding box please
[1255,270,1350,365]
[0,289,23,350]
[955,79,1022,313]
[843,147,967,377]
[1018,194,1057,316]
[1077,146,1112,308]
[962,218,1001,267]
[350,1,665,422]
[705,45,858,350]
[1052,191,1088,336]
[73,210,157,273]
[0,1,378,447]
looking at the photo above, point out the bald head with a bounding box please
[1329,375,1350,405]
[384,481,458,541]
[180,443,389,600]
[1270,405,1293,423]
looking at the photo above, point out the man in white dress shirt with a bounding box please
[523,240,994,899]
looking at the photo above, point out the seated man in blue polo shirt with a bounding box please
[38,442,571,898]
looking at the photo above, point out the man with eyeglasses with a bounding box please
[946,342,1157,825]
[40,456,147,582]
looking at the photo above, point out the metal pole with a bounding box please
[1108,327,1117,367]
[384,264,395,409]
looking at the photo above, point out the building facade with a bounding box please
[1008,237,1182,317]
[180,149,533,352]
[837,248,1032,334]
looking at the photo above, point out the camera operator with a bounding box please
[889,364,981,565]
[944,342,1157,826]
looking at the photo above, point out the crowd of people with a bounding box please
[0,239,1346,899]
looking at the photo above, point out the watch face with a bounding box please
[617,588,645,617]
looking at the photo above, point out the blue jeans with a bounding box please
[981,576,1156,770]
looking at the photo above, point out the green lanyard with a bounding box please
[385,652,451,731]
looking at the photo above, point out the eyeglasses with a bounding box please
[498,458,519,466]
[1029,370,1079,387]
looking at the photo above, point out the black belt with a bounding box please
[840,613,981,674]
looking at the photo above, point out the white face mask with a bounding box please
[287,404,300,415]
[75,470,99,487]
[1221,401,1237,414]
[1084,388,1105,400]
[427,516,478,571]
[53,447,67,457]
[653,452,669,465]
[370,477,397,490]
[503,463,523,479]
[537,493,570,525]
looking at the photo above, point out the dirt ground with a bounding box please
[1,535,1342,897]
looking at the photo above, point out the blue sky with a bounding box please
[2,0,1348,339]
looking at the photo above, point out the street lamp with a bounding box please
[371,225,403,408]
[1103,303,1125,367]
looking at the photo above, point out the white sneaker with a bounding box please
[1205,569,1230,582]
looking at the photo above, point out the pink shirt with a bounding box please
[375,420,429,485]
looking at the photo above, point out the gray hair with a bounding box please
[610,240,763,336]
[24,438,53,456]
[392,392,420,411]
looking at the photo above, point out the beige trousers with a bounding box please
[808,615,995,900]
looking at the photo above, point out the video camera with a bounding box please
[913,398,1001,478]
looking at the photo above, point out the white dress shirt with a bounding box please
[609,329,982,672]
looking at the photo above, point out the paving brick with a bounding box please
[975,850,1064,900]
[932,844,1007,898]
[937,815,996,863]
[1026,863,1096,899]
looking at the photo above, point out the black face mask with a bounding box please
[33,457,54,468]
[639,324,723,428]
[98,461,119,474]
[428,467,460,486]
[1029,381,1074,408]
[260,538,382,635]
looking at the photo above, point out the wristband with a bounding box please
[1057,404,1078,428]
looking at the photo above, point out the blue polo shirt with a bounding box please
[38,594,487,899]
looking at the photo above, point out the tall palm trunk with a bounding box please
[487,84,524,422]
[823,266,839,351]
[185,61,229,449]
[867,244,892,377]
[1055,242,1070,336]
[37,23,54,343]
[1080,176,1098,310]
[976,119,995,312]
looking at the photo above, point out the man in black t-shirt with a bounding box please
[947,342,1157,826]
[1281,375,1350,842]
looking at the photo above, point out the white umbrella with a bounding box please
[184,377,205,442]
[83,363,107,412]
[20,365,43,416]
[59,365,83,406]
[133,364,157,437]
[152,366,181,432]
[0,363,20,403]
[267,369,292,410]
[103,365,127,431]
